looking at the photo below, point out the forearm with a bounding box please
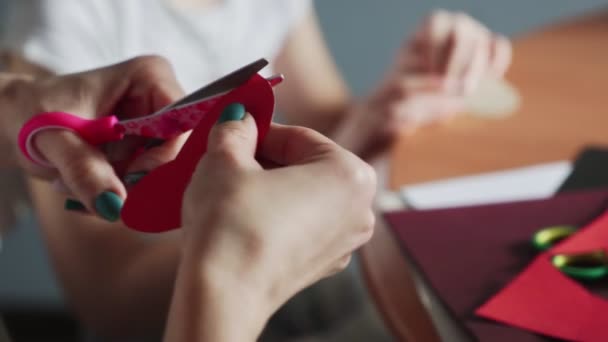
[284,99,353,138]
[287,98,386,160]
[164,243,271,342]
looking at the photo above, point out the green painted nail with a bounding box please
[124,171,147,185]
[94,191,123,222]
[217,103,245,124]
[65,199,87,212]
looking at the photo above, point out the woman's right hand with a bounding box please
[166,105,377,341]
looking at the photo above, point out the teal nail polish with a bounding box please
[65,199,87,212]
[217,103,245,124]
[124,171,147,185]
[94,191,123,222]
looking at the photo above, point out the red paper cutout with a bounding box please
[552,209,608,255]
[477,210,608,341]
[121,74,275,232]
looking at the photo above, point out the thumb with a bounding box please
[258,124,337,166]
[58,55,185,118]
[205,103,259,170]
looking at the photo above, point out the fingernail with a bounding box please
[65,199,87,212]
[217,103,245,124]
[144,139,166,150]
[124,171,147,185]
[94,191,123,222]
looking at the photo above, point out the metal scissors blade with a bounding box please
[157,58,269,113]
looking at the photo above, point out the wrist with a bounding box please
[165,226,276,341]
[165,249,274,342]
[331,100,374,155]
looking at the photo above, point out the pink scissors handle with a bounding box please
[18,112,124,167]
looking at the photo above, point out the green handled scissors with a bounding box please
[532,225,608,280]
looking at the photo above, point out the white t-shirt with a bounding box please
[1,0,311,93]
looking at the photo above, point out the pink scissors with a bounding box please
[18,58,283,167]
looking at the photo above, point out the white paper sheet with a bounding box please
[400,161,572,210]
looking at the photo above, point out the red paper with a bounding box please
[477,210,608,341]
[477,256,608,341]
[552,209,608,255]
[386,189,608,341]
[121,74,275,232]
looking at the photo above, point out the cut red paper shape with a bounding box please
[121,74,275,232]
[476,210,608,341]
[552,209,608,255]
[477,256,608,342]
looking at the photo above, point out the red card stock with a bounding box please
[121,74,275,232]
[385,189,608,341]
[477,210,608,341]
[552,210,608,255]
[477,256,608,341]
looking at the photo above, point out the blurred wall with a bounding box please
[0,0,606,311]
[0,0,5,25]
[315,0,606,94]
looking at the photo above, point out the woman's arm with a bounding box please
[163,248,269,342]
[272,8,351,136]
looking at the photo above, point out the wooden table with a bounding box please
[360,11,608,341]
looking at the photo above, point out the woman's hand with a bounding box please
[166,106,377,341]
[334,10,512,158]
[0,56,187,221]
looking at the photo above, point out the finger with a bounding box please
[258,124,337,166]
[36,130,126,222]
[396,94,464,131]
[443,14,479,84]
[489,34,512,77]
[205,103,259,171]
[426,9,454,73]
[116,56,186,117]
[462,35,490,94]
[122,132,191,186]
[69,55,185,118]
[432,96,467,124]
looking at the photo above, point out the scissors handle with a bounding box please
[18,112,124,167]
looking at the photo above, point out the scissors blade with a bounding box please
[116,59,275,139]
[158,58,269,112]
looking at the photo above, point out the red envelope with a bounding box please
[121,74,275,232]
